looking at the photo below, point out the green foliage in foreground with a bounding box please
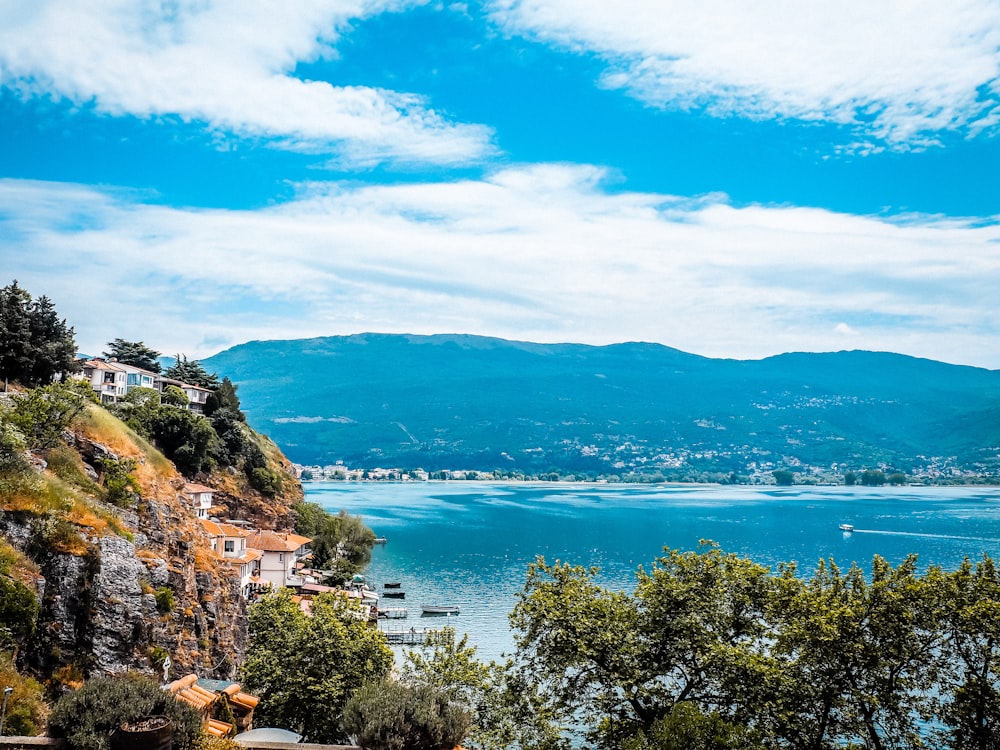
[239,549,1000,750]
[47,674,203,750]
[240,588,393,744]
[342,679,471,750]
[505,545,1000,750]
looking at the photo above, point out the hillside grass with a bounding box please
[75,404,177,488]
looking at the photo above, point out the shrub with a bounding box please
[47,673,203,750]
[96,456,139,507]
[249,467,283,496]
[154,587,175,614]
[0,651,48,736]
[0,574,39,651]
[45,445,102,494]
[342,679,471,750]
[5,381,92,450]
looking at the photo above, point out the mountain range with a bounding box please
[203,334,1000,481]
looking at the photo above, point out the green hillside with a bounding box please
[204,334,1000,480]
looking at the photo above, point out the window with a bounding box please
[224,540,235,553]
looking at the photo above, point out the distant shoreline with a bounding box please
[299,477,1000,489]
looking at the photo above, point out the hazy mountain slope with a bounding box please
[204,334,1000,478]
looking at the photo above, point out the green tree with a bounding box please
[97,456,140,507]
[161,385,190,407]
[766,555,944,750]
[103,339,162,373]
[936,557,1000,750]
[860,469,887,486]
[148,406,218,476]
[27,294,78,384]
[888,472,908,486]
[844,471,857,486]
[292,503,376,581]
[510,545,774,748]
[772,469,795,486]
[401,627,565,750]
[165,354,219,388]
[0,281,77,387]
[240,589,393,743]
[204,377,242,419]
[622,702,764,750]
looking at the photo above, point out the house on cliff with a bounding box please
[200,518,264,598]
[245,530,314,589]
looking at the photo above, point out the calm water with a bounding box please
[306,482,1000,662]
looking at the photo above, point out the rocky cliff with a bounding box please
[0,399,301,688]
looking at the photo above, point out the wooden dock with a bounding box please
[380,628,435,644]
[377,607,408,619]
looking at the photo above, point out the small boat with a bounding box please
[839,523,854,532]
[383,582,402,589]
[422,604,460,616]
[373,537,388,544]
[382,591,406,599]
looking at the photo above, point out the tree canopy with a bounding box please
[0,280,77,387]
[505,545,1000,749]
[165,354,219,388]
[102,338,162,373]
[240,588,393,744]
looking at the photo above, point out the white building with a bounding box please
[182,482,215,519]
[245,530,313,589]
[200,519,263,598]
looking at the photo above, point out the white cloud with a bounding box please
[1,169,999,368]
[0,0,491,165]
[488,0,1000,148]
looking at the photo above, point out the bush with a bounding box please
[249,467,283,496]
[0,651,48,736]
[342,679,471,750]
[48,674,203,750]
[97,456,139,507]
[5,381,92,450]
[154,587,175,614]
[0,575,38,651]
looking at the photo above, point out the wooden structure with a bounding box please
[167,674,260,738]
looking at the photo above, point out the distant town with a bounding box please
[292,457,993,486]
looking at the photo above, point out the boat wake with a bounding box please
[851,529,1000,544]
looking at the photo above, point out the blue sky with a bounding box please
[1,0,999,368]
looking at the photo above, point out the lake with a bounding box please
[306,482,1000,662]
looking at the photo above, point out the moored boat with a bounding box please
[839,523,854,532]
[383,591,406,599]
[422,604,460,615]
[383,582,402,588]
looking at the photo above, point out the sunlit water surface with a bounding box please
[306,482,1000,662]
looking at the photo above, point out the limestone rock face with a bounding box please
[2,492,248,682]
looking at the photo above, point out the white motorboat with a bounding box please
[421,604,460,615]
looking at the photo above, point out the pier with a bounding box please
[380,627,435,644]
[377,607,408,619]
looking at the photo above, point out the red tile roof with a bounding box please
[246,530,312,553]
